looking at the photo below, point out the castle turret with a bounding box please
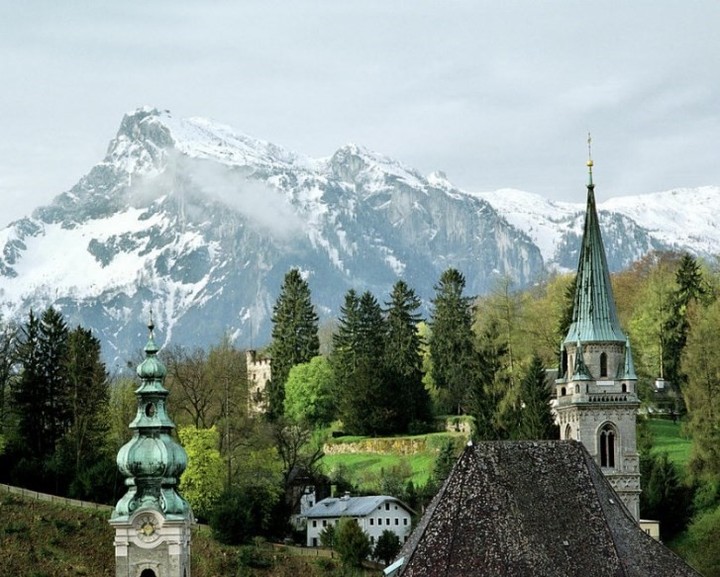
[556,145,641,520]
[110,319,193,577]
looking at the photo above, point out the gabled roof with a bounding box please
[393,441,700,577]
[564,170,627,345]
[304,495,414,519]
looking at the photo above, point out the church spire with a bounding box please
[564,140,626,345]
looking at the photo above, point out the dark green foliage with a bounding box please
[334,291,391,435]
[429,268,479,414]
[319,523,336,548]
[209,486,275,545]
[335,517,371,567]
[514,354,556,440]
[432,439,457,484]
[663,254,707,405]
[374,529,401,565]
[384,280,432,431]
[471,317,511,440]
[640,452,694,540]
[268,268,320,420]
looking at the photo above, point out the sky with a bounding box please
[1,2,719,228]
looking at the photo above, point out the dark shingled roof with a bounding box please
[394,441,701,577]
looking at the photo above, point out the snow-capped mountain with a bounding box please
[474,187,720,271]
[0,108,544,361]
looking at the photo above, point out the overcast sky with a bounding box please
[2,2,719,228]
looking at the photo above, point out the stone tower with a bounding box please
[110,320,193,577]
[555,152,641,520]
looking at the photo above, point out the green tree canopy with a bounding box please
[268,268,320,420]
[374,529,401,565]
[283,356,335,427]
[178,426,224,520]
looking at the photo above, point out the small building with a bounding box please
[304,494,415,548]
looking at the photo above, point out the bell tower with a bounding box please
[555,142,641,520]
[110,319,193,577]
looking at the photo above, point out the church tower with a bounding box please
[110,320,193,577]
[555,147,641,520]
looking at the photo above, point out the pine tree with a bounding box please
[333,290,390,435]
[663,253,706,402]
[515,354,556,440]
[429,268,479,415]
[62,326,110,477]
[384,280,431,431]
[268,269,319,420]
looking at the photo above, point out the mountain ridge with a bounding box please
[0,107,717,361]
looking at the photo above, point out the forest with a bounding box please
[1,251,719,573]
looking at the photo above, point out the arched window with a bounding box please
[561,350,568,377]
[575,384,580,394]
[599,423,616,468]
[564,424,572,440]
[140,570,157,577]
[561,387,566,396]
[621,383,627,393]
[600,352,608,377]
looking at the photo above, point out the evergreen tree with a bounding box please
[268,269,319,420]
[374,529,401,565]
[38,307,71,451]
[384,280,431,431]
[429,268,479,415]
[62,326,110,481]
[663,253,707,405]
[336,517,372,567]
[336,291,388,435]
[514,354,556,440]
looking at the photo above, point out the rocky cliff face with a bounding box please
[0,108,544,361]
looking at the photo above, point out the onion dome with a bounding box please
[112,318,190,521]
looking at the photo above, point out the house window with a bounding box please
[600,352,608,377]
[404,518,408,526]
[395,518,399,525]
[599,423,616,468]
[386,518,390,525]
[385,503,390,511]
[322,520,327,527]
[312,520,317,528]
[370,519,374,525]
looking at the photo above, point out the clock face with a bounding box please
[135,513,160,543]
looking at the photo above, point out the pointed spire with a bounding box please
[573,340,592,380]
[620,337,637,380]
[587,132,594,188]
[564,149,627,345]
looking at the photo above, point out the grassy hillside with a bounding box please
[647,417,692,471]
[320,432,466,491]
[0,492,375,576]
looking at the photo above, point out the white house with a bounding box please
[304,494,415,548]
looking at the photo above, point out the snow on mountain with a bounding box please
[474,185,719,271]
[601,187,720,256]
[0,108,544,360]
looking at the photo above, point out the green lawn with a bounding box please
[321,452,435,490]
[647,417,693,472]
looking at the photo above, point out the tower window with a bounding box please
[564,424,572,440]
[600,353,608,377]
[622,383,627,393]
[599,423,616,468]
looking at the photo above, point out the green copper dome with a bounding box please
[112,320,190,521]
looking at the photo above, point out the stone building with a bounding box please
[387,441,700,577]
[110,321,193,577]
[555,156,641,519]
[246,349,271,413]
